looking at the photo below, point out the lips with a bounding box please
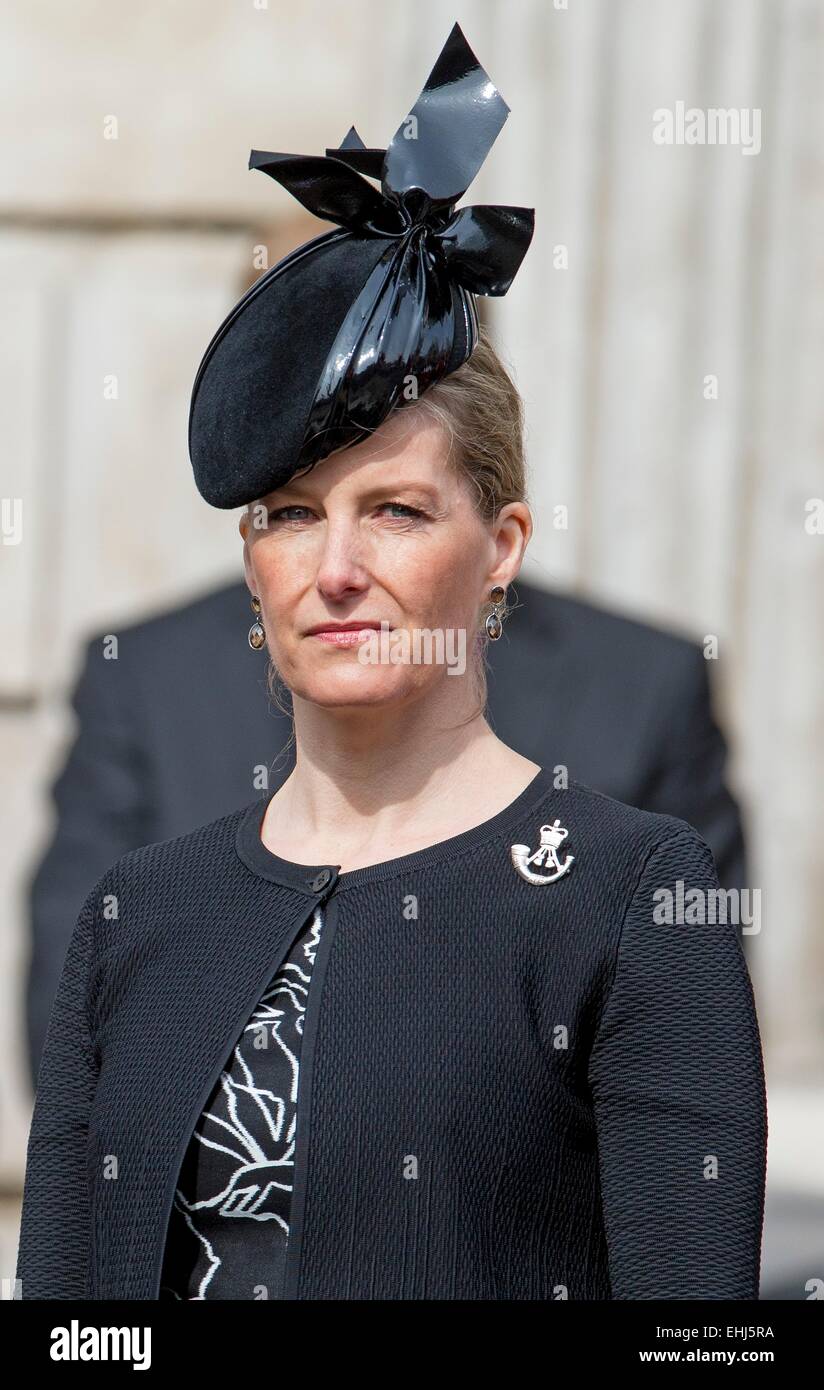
[305,621,389,646]
[305,622,385,635]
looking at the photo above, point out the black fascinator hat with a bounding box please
[189,21,535,509]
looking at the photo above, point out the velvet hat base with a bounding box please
[189,227,474,509]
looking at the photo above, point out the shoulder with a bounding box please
[529,776,718,889]
[563,776,708,838]
[83,798,257,912]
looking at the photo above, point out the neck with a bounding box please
[261,678,539,860]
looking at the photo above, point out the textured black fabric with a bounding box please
[16,769,767,1300]
[190,234,384,510]
[159,906,325,1300]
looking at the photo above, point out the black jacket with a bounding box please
[24,578,747,1088]
[16,768,767,1300]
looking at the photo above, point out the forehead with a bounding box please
[260,407,456,503]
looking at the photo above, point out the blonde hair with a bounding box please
[265,322,529,723]
[412,322,527,628]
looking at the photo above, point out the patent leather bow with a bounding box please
[249,21,534,297]
[248,21,535,469]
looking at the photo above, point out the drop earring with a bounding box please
[248,595,266,650]
[485,584,507,640]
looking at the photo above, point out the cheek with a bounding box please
[394,541,482,625]
[251,541,306,618]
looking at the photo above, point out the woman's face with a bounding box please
[239,407,530,711]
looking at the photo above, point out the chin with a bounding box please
[288,663,431,709]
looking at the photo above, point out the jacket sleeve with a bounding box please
[15,879,103,1299]
[587,826,767,1299]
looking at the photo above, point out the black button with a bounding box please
[308,868,333,892]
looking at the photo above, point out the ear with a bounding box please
[243,550,257,595]
[239,510,257,596]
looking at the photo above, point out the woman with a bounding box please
[16,23,767,1301]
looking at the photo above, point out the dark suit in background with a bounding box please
[23,577,747,1088]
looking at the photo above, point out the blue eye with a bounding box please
[382,502,424,519]
[266,501,427,524]
[267,507,309,523]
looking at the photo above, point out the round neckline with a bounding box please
[235,765,555,893]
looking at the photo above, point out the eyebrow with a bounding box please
[268,480,443,506]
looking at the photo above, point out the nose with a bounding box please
[313,512,371,602]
